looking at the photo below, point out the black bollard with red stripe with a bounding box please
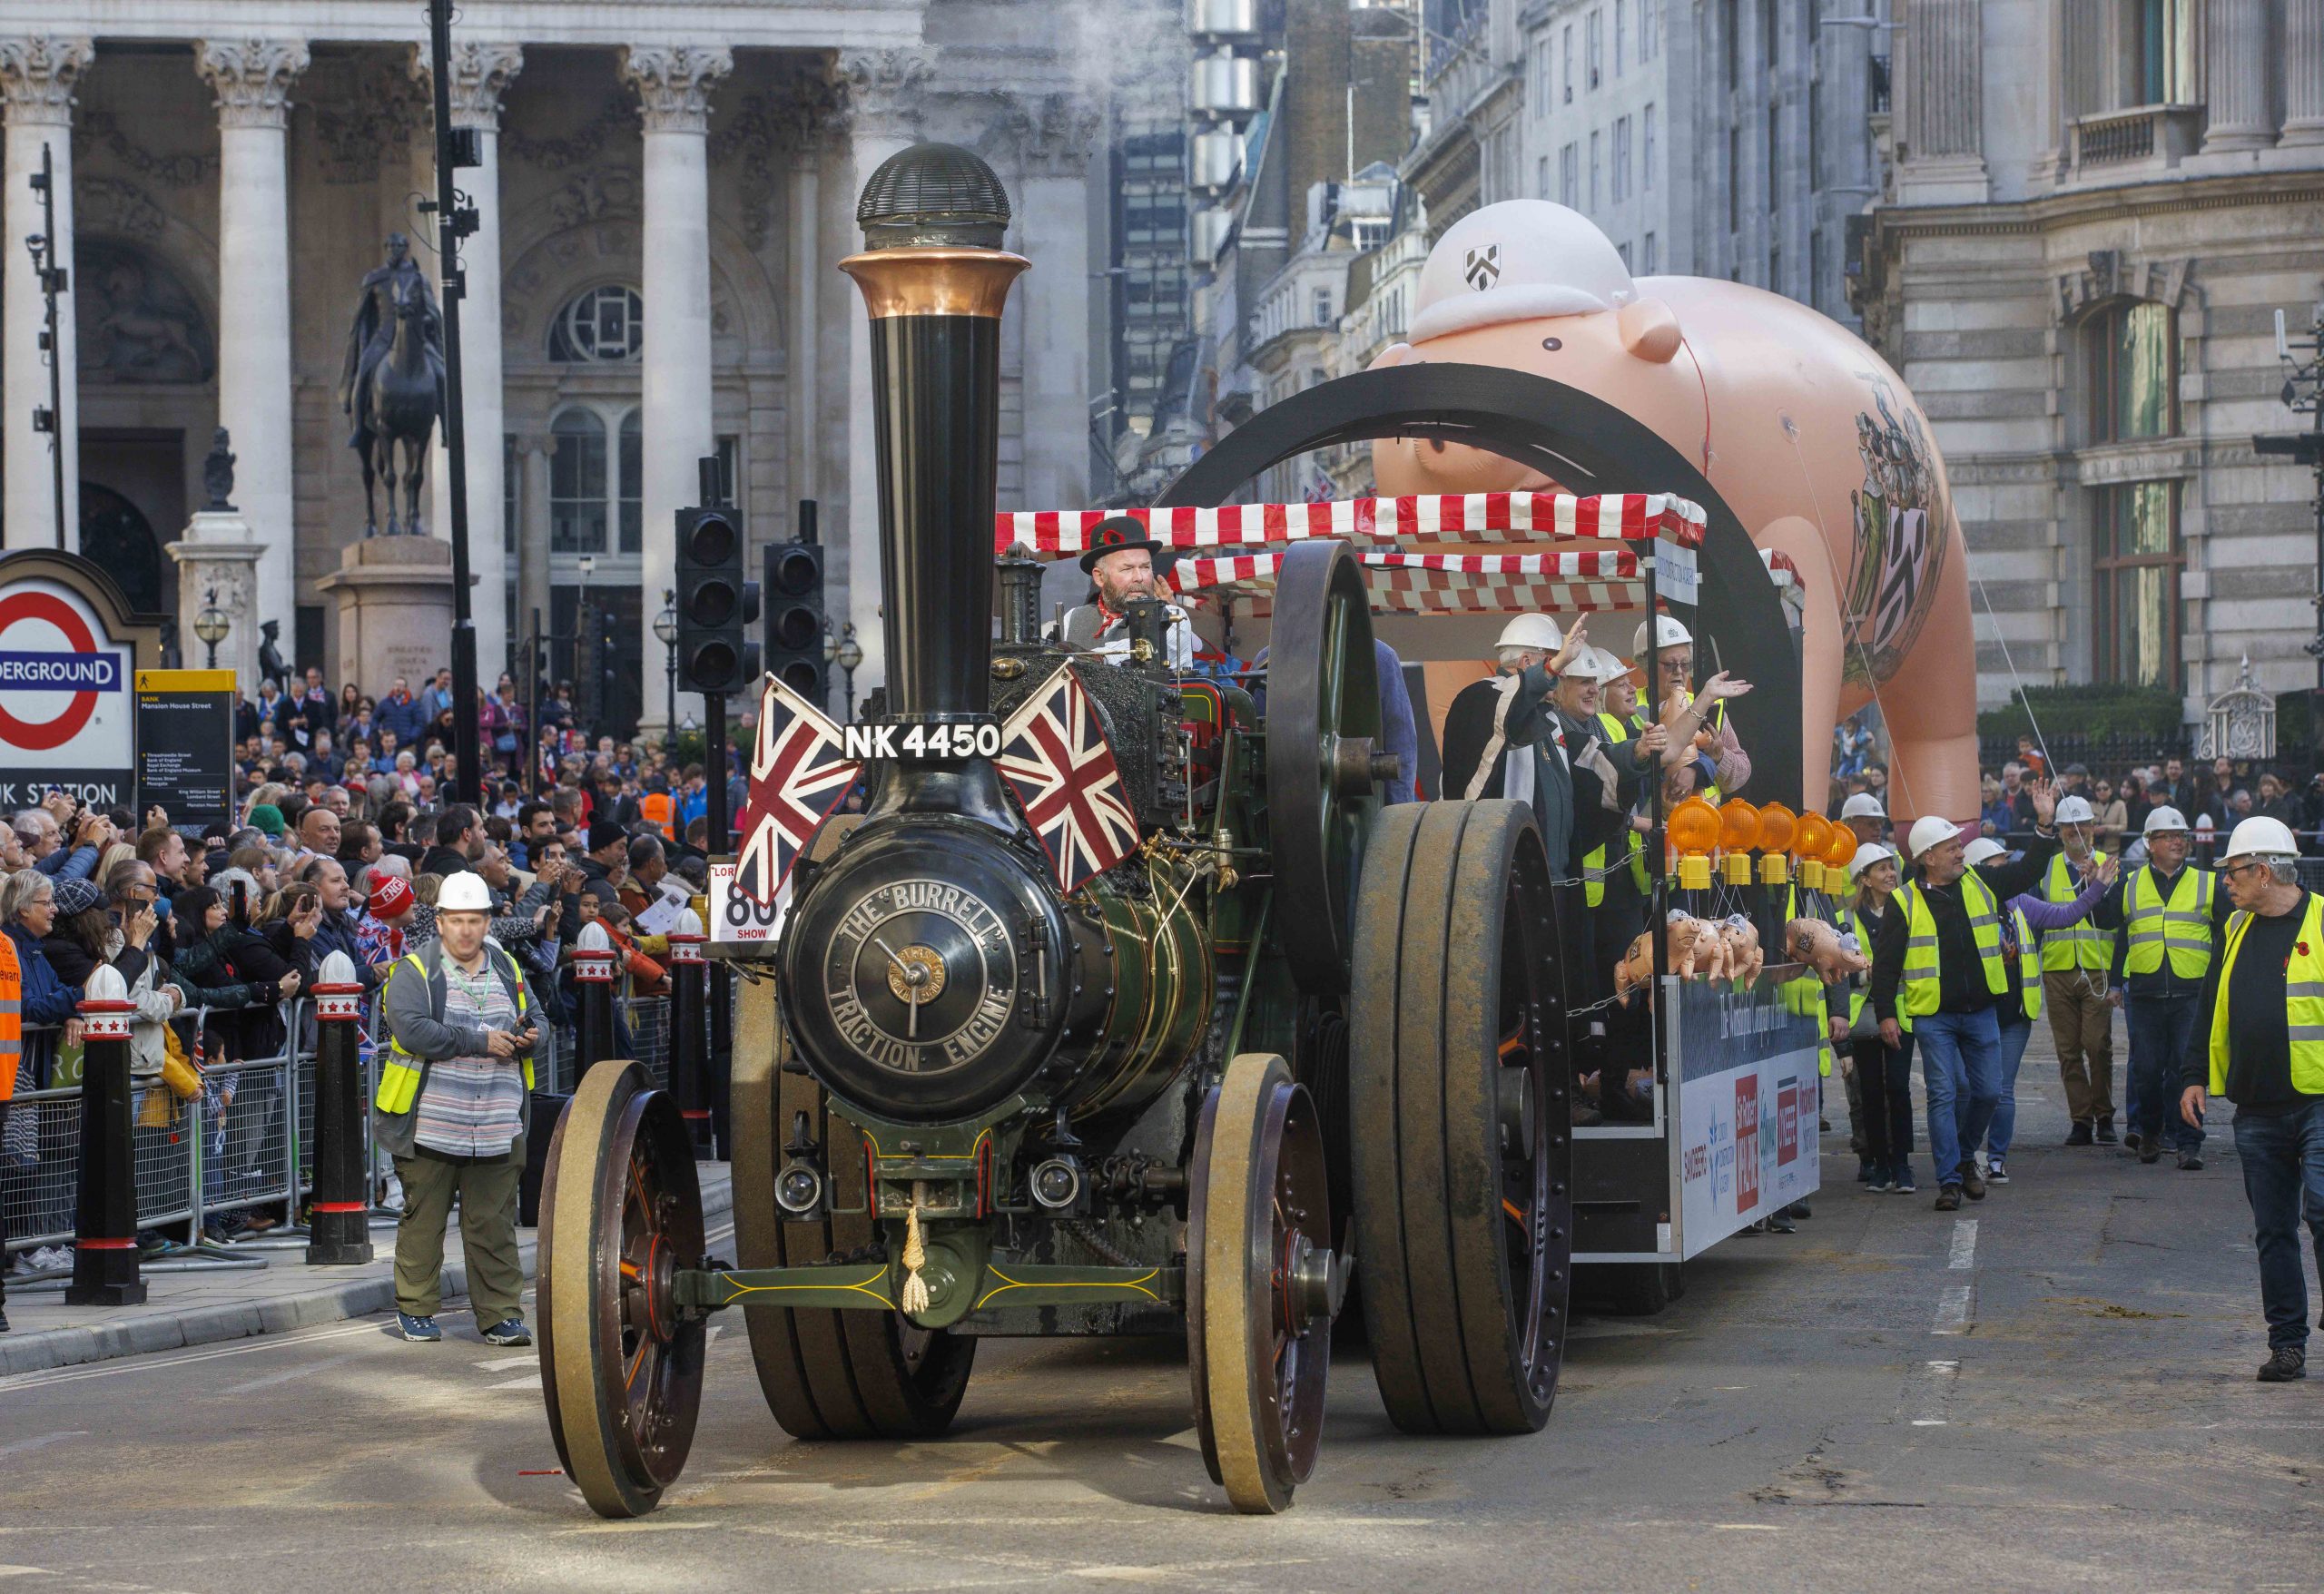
[67,969,146,1307]
[573,921,618,1077]
[666,923,711,1155]
[305,975,375,1264]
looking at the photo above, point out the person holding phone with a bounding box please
[375,871,539,1345]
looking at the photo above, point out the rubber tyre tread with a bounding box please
[733,976,973,1440]
[543,1058,657,1517]
[1441,803,1552,1433]
[1346,802,1434,1431]
[1388,802,1485,1432]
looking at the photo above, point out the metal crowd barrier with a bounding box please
[4,976,730,1260]
[0,1000,382,1259]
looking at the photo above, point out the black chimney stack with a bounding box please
[841,144,1028,723]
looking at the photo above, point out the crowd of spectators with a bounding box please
[0,662,748,1293]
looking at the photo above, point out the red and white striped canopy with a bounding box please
[995,490,1705,558]
[994,490,1707,616]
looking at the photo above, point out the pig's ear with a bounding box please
[1619,298,1682,364]
[1367,341,1415,371]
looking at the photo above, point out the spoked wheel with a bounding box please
[539,1058,707,1519]
[1265,539,1385,994]
[1188,1052,1339,1514]
[731,971,974,1440]
[1349,800,1572,1435]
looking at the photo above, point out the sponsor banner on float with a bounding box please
[1671,975,1822,1258]
[0,576,137,807]
[708,861,785,948]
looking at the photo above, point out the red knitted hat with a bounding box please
[369,876,416,919]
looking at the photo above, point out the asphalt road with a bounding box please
[4,1034,2320,1592]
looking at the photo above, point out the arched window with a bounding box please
[550,408,607,552]
[549,285,644,363]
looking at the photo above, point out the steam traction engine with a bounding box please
[536,144,1571,1517]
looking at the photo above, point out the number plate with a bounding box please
[708,861,785,950]
[837,720,1004,764]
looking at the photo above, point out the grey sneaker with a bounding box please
[1985,1158,2009,1185]
[397,1313,442,1343]
[481,1317,534,1347]
[2258,1346,2307,1382]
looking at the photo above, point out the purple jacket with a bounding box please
[2000,865,2108,954]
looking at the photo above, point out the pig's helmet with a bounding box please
[1410,201,1641,344]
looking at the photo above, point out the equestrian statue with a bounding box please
[337,232,446,537]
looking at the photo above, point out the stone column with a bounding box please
[2201,0,2275,152]
[168,511,265,688]
[0,36,91,552]
[837,48,933,698]
[516,432,554,674]
[1011,93,1104,517]
[620,44,732,736]
[1894,0,1987,203]
[2281,0,2324,146]
[414,42,523,678]
[195,39,309,647]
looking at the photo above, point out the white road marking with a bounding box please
[474,1355,536,1373]
[0,1318,386,1393]
[1933,1284,1974,1335]
[0,1431,84,1458]
[489,1373,543,1390]
[1912,1359,1962,1426]
[213,1349,370,1396]
[1948,1218,1979,1270]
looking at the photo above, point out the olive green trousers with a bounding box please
[392,1144,526,1325]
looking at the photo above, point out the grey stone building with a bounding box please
[1854,0,2324,718]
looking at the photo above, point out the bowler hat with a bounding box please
[1077,515,1165,574]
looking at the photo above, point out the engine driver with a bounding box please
[1060,516,1196,669]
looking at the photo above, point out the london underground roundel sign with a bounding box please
[0,588,115,750]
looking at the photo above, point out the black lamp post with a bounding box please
[652,587,679,743]
[193,589,231,670]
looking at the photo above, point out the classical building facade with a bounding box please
[0,8,1108,729]
[1855,0,2324,717]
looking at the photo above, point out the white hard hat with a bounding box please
[436,871,494,913]
[1962,838,2006,869]
[2221,815,2299,863]
[1846,841,1896,881]
[1907,814,1964,861]
[2053,795,2095,826]
[1631,614,1692,658]
[2142,804,2190,836]
[1495,614,1563,653]
[1408,200,1640,344]
[1840,792,1886,821]
[1572,645,1630,684]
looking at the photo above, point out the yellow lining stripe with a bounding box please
[974,1265,1162,1311]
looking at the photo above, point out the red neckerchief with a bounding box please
[1095,598,1123,628]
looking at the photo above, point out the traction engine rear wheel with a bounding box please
[1348,800,1571,1435]
[1188,1052,1334,1514]
[538,1058,707,1518]
[732,978,974,1439]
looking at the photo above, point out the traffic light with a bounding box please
[764,541,827,704]
[675,506,761,694]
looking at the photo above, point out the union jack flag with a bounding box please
[734,674,862,906]
[996,665,1140,894]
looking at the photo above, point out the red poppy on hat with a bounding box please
[369,876,416,920]
[1077,515,1166,574]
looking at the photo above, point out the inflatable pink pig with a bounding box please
[1371,202,1977,823]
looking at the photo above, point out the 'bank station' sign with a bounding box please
[0,573,143,807]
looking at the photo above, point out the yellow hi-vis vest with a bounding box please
[2209,894,2324,1096]
[2122,864,2216,979]
[1894,871,2009,1018]
[2004,904,2044,1022]
[2038,851,2109,971]
[373,947,535,1115]
[1581,711,1645,905]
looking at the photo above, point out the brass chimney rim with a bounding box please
[840,248,1030,321]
